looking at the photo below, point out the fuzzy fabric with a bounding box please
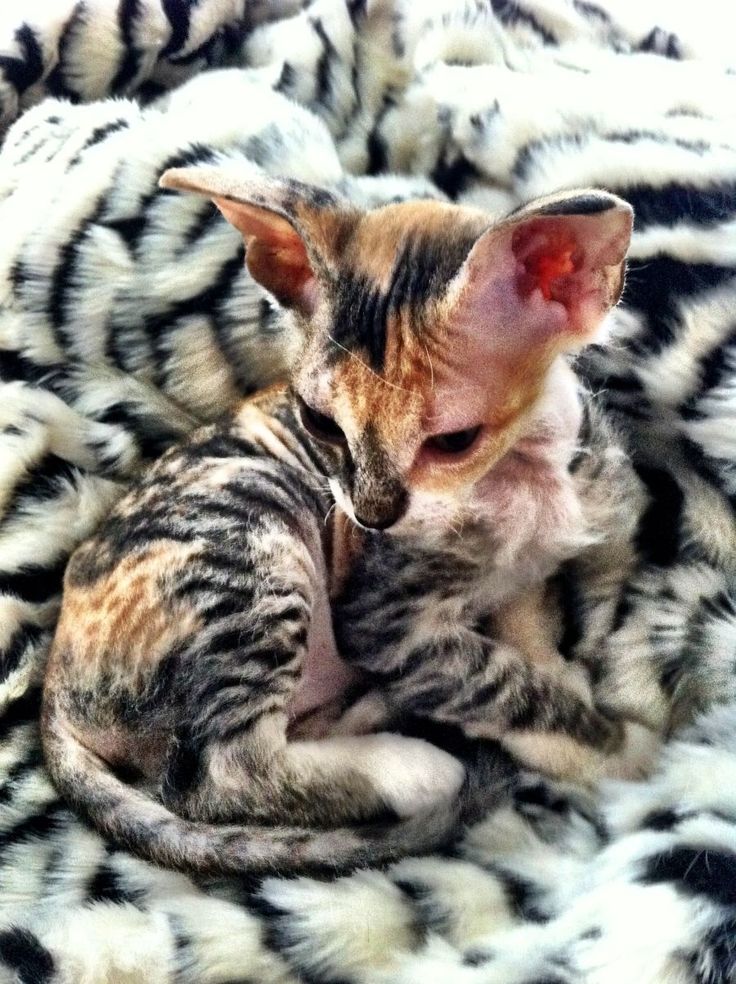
[1,2,736,982]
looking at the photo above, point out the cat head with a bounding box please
[161,165,632,533]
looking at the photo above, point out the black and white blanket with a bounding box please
[1,2,736,981]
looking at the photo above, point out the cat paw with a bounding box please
[331,691,390,736]
[366,733,465,817]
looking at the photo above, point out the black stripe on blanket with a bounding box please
[0,690,42,741]
[0,24,44,95]
[513,129,711,182]
[95,402,183,461]
[112,0,145,94]
[1,623,44,681]
[48,197,106,356]
[432,154,483,200]
[490,0,557,45]
[0,557,68,605]
[45,7,87,101]
[4,454,80,518]
[633,465,684,567]
[241,890,353,984]
[0,349,61,389]
[640,845,736,906]
[311,17,339,109]
[0,802,66,860]
[623,182,736,230]
[68,118,131,166]
[86,854,146,906]
[0,927,55,984]
[161,0,194,59]
[622,257,736,355]
[0,746,44,806]
[680,328,736,416]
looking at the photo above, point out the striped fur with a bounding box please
[1,0,736,981]
[42,388,466,875]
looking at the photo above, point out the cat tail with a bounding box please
[42,711,462,875]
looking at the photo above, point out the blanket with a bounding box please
[1,2,736,982]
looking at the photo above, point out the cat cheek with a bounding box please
[401,489,457,529]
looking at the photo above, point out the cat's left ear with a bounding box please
[449,189,633,355]
[160,165,354,314]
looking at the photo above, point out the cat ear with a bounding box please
[159,165,353,314]
[449,189,633,358]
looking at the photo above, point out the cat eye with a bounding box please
[296,395,346,445]
[424,425,482,455]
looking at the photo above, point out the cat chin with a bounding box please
[390,494,470,538]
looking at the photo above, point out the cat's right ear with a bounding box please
[160,165,352,314]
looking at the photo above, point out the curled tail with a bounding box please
[42,712,462,876]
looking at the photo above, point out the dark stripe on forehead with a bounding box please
[329,227,480,369]
[330,271,391,369]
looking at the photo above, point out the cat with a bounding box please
[41,169,659,877]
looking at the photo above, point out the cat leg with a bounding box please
[347,628,661,785]
[493,720,661,783]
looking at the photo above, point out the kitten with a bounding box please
[42,171,656,877]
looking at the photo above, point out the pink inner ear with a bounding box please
[506,213,628,339]
[513,222,580,305]
[213,196,318,314]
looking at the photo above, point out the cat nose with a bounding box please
[352,492,408,531]
[350,429,408,531]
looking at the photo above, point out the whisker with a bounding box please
[327,335,414,394]
[423,342,435,393]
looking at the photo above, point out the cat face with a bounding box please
[161,167,632,532]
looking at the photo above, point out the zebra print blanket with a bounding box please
[1,2,736,981]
